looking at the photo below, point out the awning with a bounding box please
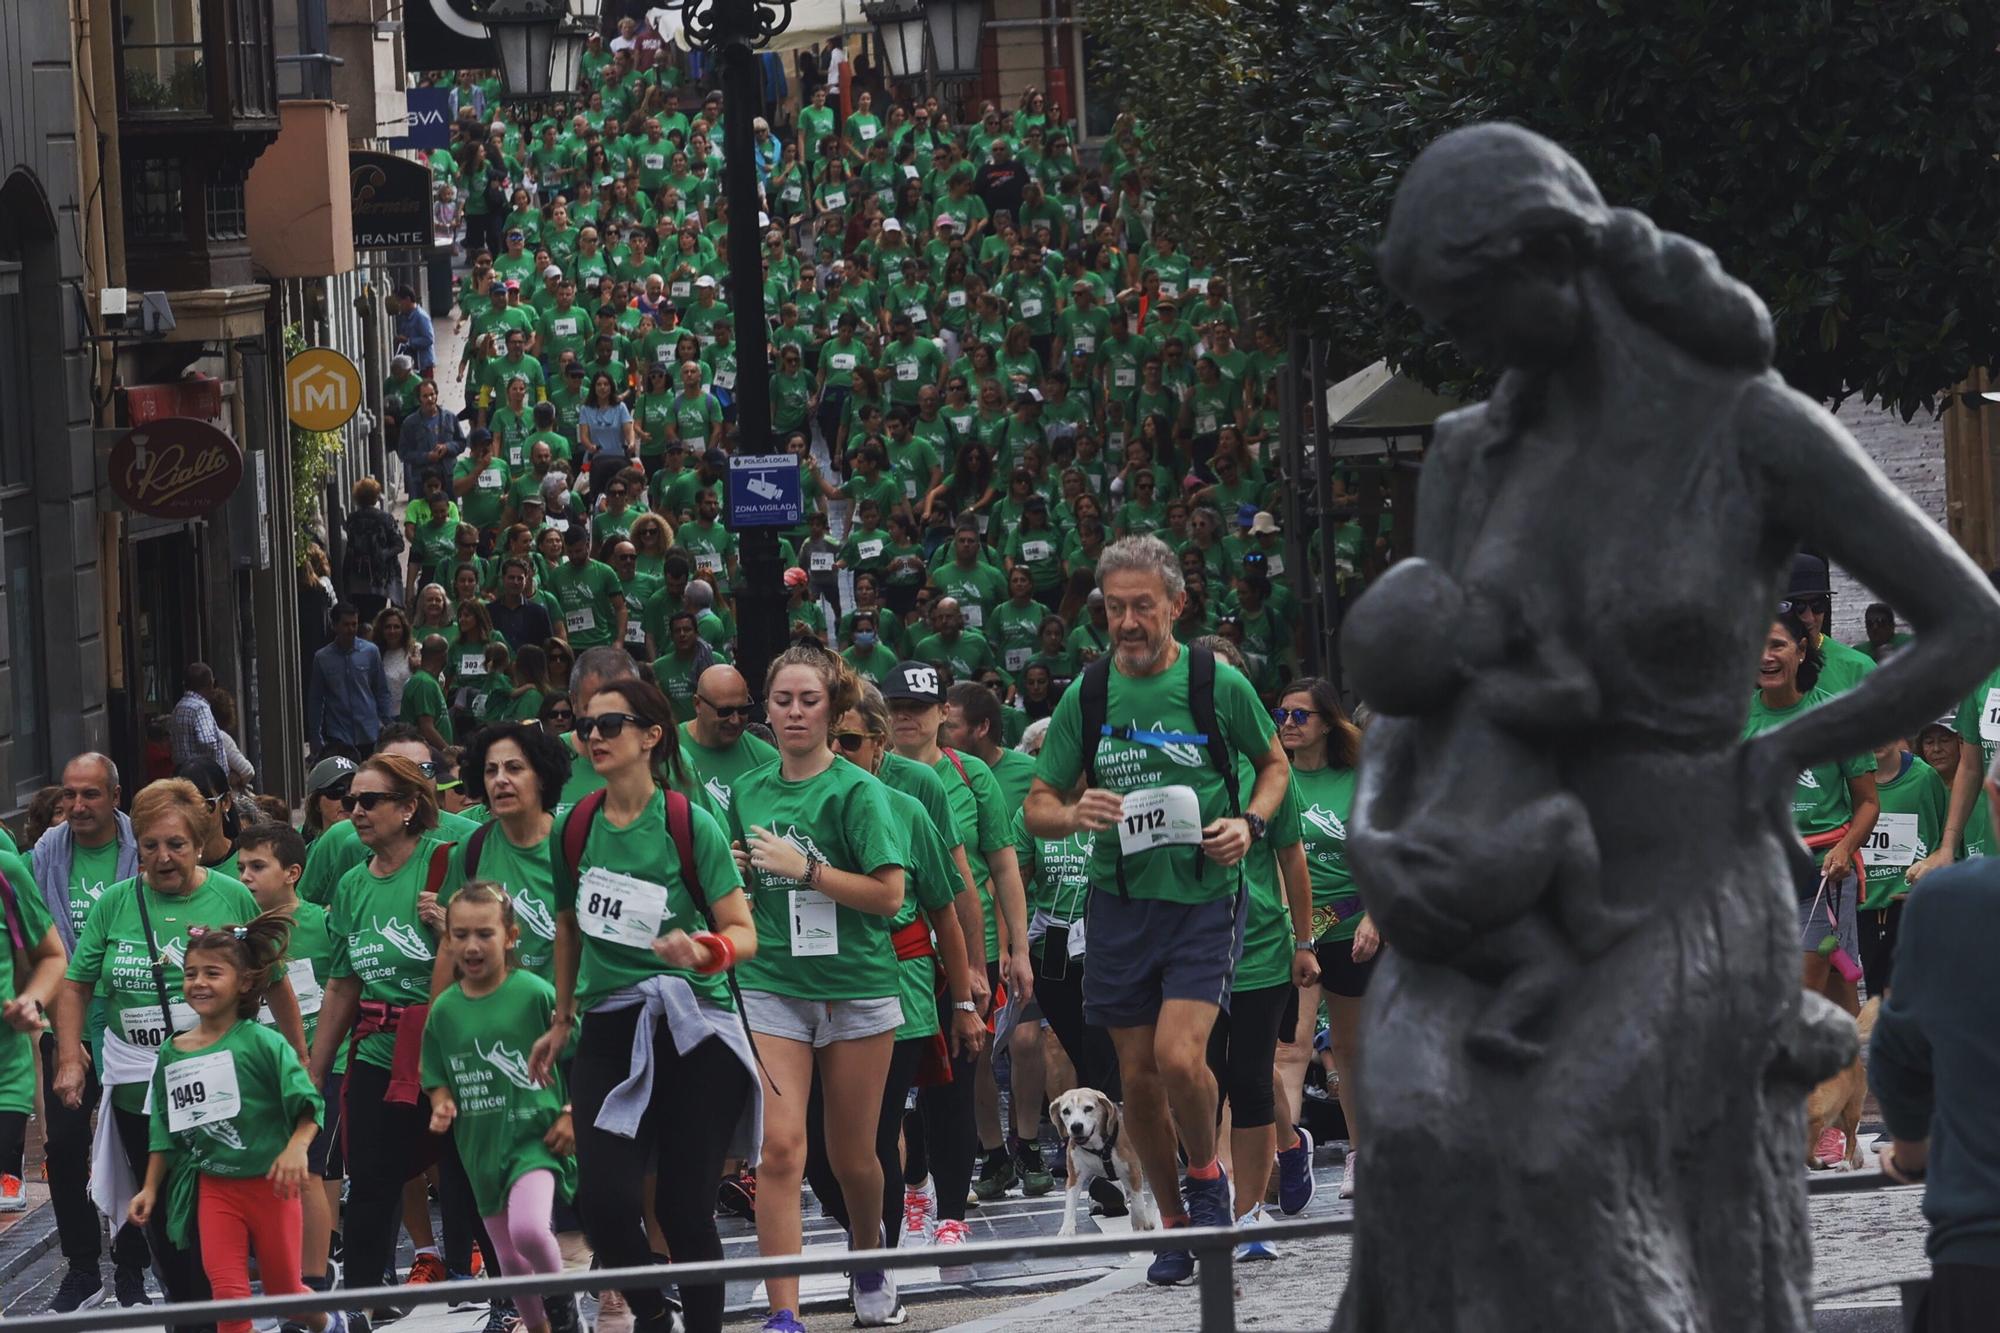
[1325,359,1460,435]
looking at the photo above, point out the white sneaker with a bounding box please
[0,1173,26,1213]
[1233,1204,1278,1262]
[852,1268,900,1327]
[933,1218,972,1281]
[1339,1150,1358,1200]
[901,1183,935,1246]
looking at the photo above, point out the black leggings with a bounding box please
[907,982,981,1224]
[571,1006,750,1333]
[0,1109,25,1178]
[40,1033,150,1268]
[1205,983,1294,1131]
[436,1128,500,1279]
[806,1037,924,1246]
[1858,899,1904,1000]
[113,1105,212,1333]
[1034,952,1120,1100]
[340,1059,433,1295]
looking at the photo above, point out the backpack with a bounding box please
[1077,644,1239,897]
[343,507,404,590]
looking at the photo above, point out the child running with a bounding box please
[127,910,338,1333]
[421,883,575,1333]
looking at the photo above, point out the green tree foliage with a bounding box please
[1087,0,2000,416]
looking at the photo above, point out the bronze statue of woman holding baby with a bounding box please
[1336,123,2000,1331]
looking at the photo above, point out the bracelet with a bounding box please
[691,931,735,975]
[806,853,824,888]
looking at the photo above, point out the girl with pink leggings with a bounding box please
[420,886,577,1333]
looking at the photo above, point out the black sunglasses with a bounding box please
[1272,707,1323,726]
[339,790,401,812]
[1779,597,1829,615]
[698,697,754,719]
[832,732,873,752]
[574,711,649,740]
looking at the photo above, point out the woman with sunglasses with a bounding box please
[730,647,907,1332]
[1272,677,1373,1206]
[178,757,246,882]
[537,692,576,736]
[806,687,982,1261]
[542,638,576,695]
[307,755,455,1307]
[55,778,306,1319]
[528,678,757,1333]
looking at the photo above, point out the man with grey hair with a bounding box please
[683,578,733,658]
[32,752,148,1310]
[1024,535,1295,1287]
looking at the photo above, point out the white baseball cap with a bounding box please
[883,217,903,232]
[695,274,717,288]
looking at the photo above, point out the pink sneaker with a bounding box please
[1813,1126,1848,1169]
[902,1185,935,1245]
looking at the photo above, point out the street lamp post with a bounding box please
[663,0,794,699]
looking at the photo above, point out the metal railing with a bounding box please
[0,1171,1922,1333]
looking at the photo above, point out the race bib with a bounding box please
[552,317,578,336]
[1020,297,1044,318]
[565,607,596,633]
[577,867,669,949]
[261,959,321,1023]
[858,123,878,141]
[781,184,803,203]
[904,305,927,323]
[1073,334,1095,354]
[1117,785,1203,856]
[948,291,967,309]
[1115,368,1137,387]
[1189,276,1210,293]
[625,619,647,645]
[1005,647,1031,672]
[790,889,839,956]
[831,353,857,372]
[824,190,848,210]
[1159,281,1181,298]
[1867,813,1921,869]
[809,552,834,572]
[695,552,722,573]
[644,153,665,170]
[477,468,503,490]
[458,652,487,678]
[857,539,884,561]
[1267,554,1285,575]
[903,164,920,179]
[507,443,525,469]
[713,369,736,390]
[1021,539,1053,563]
[121,1002,197,1049]
[1196,413,1219,435]
[165,1051,242,1133]
[672,280,692,298]
[962,603,984,628]
[1983,686,2000,742]
[903,478,918,499]
[896,361,918,382]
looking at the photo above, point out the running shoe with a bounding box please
[405,1252,448,1287]
[0,1172,25,1212]
[1234,1204,1278,1263]
[852,1269,900,1327]
[113,1263,152,1307]
[547,1295,582,1333]
[1015,1141,1054,1197]
[1813,1126,1848,1170]
[47,1264,104,1313]
[718,1168,757,1221]
[760,1310,807,1333]
[1339,1150,1359,1200]
[595,1289,635,1333]
[933,1217,973,1282]
[468,1249,485,1277]
[1145,1245,1195,1286]
[971,1150,1016,1201]
[482,1300,519,1333]
[901,1183,935,1245]
[1275,1124,1316,1216]
[1182,1163,1233,1232]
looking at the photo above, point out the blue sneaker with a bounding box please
[761,1311,807,1333]
[1182,1163,1233,1231]
[1145,1245,1195,1286]
[1276,1123,1316,1216]
[1234,1204,1278,1262]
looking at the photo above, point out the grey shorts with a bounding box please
[1082,884,1247,1029]
[741,990,904,1047]
[1798,868,1860,962]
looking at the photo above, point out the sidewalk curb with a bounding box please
[0,1204,58,1289]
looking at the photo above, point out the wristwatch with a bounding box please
[953,1000,979,1013]
[1244,812,1268,842]
[1295,938,1316,953]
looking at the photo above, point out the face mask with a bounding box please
[853,631,878,649]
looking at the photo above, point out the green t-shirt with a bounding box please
[728,759,906,1001]
[63,839,124,937]
[678,725,780,817]
[882,781,960,1042]
[935,749,1009,958]
[260,898,338,1058]
[1290,764,1361,938]
[914,630,1002,684]
[419,969,575,1214]
[1955,664,2000,858]
[1861,751,1947,911]
[1232,757,1304,993]
[146,1019,321,1229]
[554,787,744,1011]
[330,838,450,1069]
[454,454,512,530]
[1033,649,1276,904]
[67,871,261,1110]
[1012,812,1093,934]
[546,558,623,648]
[988,598,1047,674]
[401,669,454,744]
[985,747,1039,814]
[1816,636,1877,698]
[442,826,561,982]
[1741,687,1876,839]
[0,849,51,1113]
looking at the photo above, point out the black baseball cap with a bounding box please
[882,661,942,704]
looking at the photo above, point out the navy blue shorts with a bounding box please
[1082,885,1246,1029]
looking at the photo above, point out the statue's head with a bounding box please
[1380,124,1605,372]
[1341,558,1471,717]
[1381,122,1774,375]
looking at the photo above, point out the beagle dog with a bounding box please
[1052,1087,1160,1236]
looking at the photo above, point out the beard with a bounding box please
[1114,629,1171,673]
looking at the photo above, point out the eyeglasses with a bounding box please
[339,790,401,812]
[1272,707,1323,726]
[546,710,575,724]
[832,732,874,752]
[574,711,648,740]
[1779,597,1829,615]
[416,760,439,780]
[697,697,754,719]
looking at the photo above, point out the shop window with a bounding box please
[228,0,277,118]
[0,267,30,490]
[121,0,210,113]
[125,157,185,239]
[206,174,247,240]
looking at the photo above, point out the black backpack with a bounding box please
[343,508,404,589]
[1076,644,1239,897]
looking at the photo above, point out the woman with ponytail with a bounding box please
[128,910,340,1333]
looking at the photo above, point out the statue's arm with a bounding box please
[1410,406,1481,563]
[1744,380,2000,769]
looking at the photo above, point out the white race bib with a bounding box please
[857,539,884,561]
[1983,686,2000,743]
[1020,297,1043,318]
[824,190,848,210]
[1117,785,1203,856]
[261,959,321,1022]
[903,478,918,499]
[831,353,856,371]
[478,468,504,490]
[905,305,927,323]
[1073,334,1095,354]
[1189,276,1210,293]
[507,443,525,469]
[713,369,736,390]
[685,434,706,450]
[858,123,878,141]
[672,280,692,298]
[1005,647,1031,672]
[458,652,487,678]
[165,1051,242,1133]
[1021,539,1053,562]
[695,552,722,573]
[790,889,839,956]
[896,361,918,381]
[1867,813,1921,869]
[1267,554,1285,575]
[810,552,834,572]
[552,317,578,336]
[625,619,647,645]
[565,607,596,633]
[1159,281,1181,299]
[962,603,984,628]
[644,153,666,170]
[121,1002,197,1049]
[902,164,919,179]
[577,867,669,949]
[1115,368,1137,387]
[948,291,967,309]
[1196,413,1219,435]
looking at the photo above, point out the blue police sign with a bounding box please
[728,454,803,528]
